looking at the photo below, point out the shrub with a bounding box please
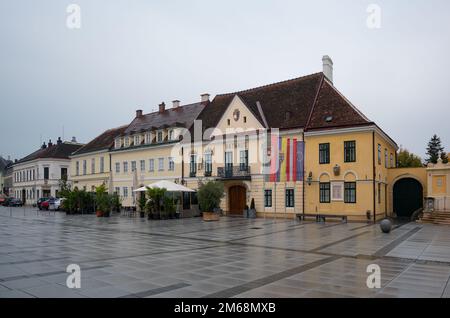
[197,181,224,213]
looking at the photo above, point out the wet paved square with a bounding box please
[1,206,450,298]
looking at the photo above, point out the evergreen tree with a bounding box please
[426,134,445,164]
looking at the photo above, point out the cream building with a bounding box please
[69,125,127,192]
[12,138,83,204]
[426,158,450,211]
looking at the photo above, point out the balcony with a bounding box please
[217,165,251,180]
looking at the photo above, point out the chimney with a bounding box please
[71,136,77,143]
[136,109,143,118]
[57,137,62,145]
[201,93,210,103]
[172,100,180,109]
[48,139,53,147]
[41,142,47,149]
[159,102,166,113]
[322,55,333,84]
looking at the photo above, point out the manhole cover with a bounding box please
[250,227,263,230]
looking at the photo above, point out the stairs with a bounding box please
[419,210,450,225]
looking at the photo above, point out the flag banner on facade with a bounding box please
[265,137,304,182]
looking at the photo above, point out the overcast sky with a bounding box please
[1,0,449,160]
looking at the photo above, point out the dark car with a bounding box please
[9,198,23,207]
[2,197,13,206]
[37,197,50,210]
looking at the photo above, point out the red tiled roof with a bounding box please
[72,125,128,156]
[16,142,84,164]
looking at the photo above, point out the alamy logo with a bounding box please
[66,264,81,289]
[366,4,382,29]
[66,4,81,29]
[366,264,381,289]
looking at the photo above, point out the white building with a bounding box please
[12,138,83,204]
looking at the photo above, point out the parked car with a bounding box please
[40,197,57,211]
[54,198,65,211]
[0,195,6,205]
[37,197,50,210]
[2,197,13,206]
[9,198,24,207]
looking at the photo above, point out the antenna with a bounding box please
[62,125,65,141]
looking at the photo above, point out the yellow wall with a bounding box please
[304,129,397,221]
[431,175,447,195]
[70,151,111,192]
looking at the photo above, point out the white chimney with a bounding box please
[322,55,333,84]
[172,100,180,108]
[201,93,210,103]
[71,136,77,143]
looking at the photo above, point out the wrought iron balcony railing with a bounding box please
[217,165,251,179]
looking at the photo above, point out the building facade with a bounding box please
[426,159,450,211]
[0,156,13,195]
[69,126,127,192]
[12,138,83,204]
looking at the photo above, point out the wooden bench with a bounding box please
[296,213,348,223]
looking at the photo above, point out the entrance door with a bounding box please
[393,178,423,219]
[229,186,246,215]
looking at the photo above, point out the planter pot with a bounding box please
[96,211,103,217]
[140,212,145,218]
[248,209,257,219]
[103,211,110,217]
[203,212,220,222]
[243,209,249,218]
[147,213,153,220]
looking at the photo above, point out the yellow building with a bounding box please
[68,56,433,221]
[426,159,450,211]
[70,126,127,192]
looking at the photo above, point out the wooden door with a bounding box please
[229,186,246,215]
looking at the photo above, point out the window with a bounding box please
[385,149,388,168]
[168,130,174,141]
[131,161,136,172]
[115,162,120,173]
[124,137,129,147]
[157,131,163,143]
[76,161,80,176]
[204,153,212,175]
[344,141,356,162]
[123,187,128,198]
[344,182,356,203]
[285,189,294,207]
[227,119,230,126]
[240,150,248,171]
[114,187,120,194]
[44,167,49,180]
[158,158,164,171]
[319,143,330,164]
[243,116,247,123]
[115,138,121,149]
[320,183,331,203]
[149,159,154,172]
[145,132,152,144]
[190,155,197,176]
[123,162,128,173]
[91,158,95,174]
[134,135,140,146]
[264,189,272,208]
[32,169,35,180]
[82,160,87,175]
[390,153,394,168]
[378,144,382,165]
[61,168,67,180]
[140,160,145,172]
[168,157,174,171]
[100,157,105,173]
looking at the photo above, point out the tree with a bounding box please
[397,148,423,168]
[426,134,446,164]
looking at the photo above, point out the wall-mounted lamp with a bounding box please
[307,172,313,186]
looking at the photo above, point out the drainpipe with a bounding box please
[302,131,305,219]
[372,131,376,223]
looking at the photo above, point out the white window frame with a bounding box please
[115,162,120,173]
[168,157,174,171]
[140,160,145,172]
[331,182,344,201]
[158,158,164,171]
[149,159,154,172]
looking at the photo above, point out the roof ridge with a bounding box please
[215,72,323,98]
[142,101,203,117]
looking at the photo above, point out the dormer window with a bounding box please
[168,129,174,141]
[145,132,152,144]
[115,138,121,149]
[134,135,140,146]
[124,137,130,147]
[157,131,163,143]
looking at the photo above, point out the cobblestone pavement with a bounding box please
[1,206,449,298]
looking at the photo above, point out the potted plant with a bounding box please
[95,184,111,217]
[146,187,167,220]
[138,194,146,218]
[248,198,256,219]
[243,204,249,218]
[198,181,224,222]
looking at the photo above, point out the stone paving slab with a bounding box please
[1,206,450,298]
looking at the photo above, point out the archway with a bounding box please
[228,185,247,215]
[393,178,423,219]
